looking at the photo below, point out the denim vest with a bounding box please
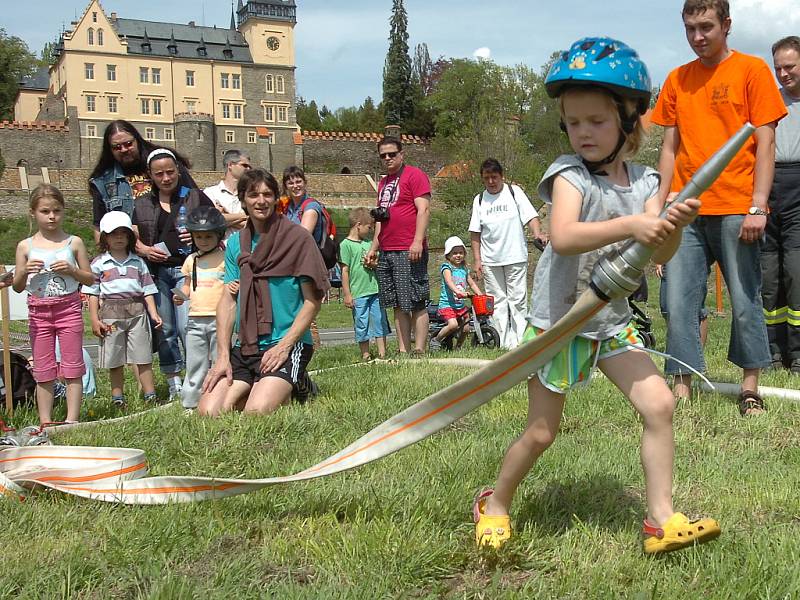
[89,164,138,217]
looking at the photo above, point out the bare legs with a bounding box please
[485,350,677,527]
[395,308,429,354]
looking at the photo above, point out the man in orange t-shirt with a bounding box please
[651,0,787,416]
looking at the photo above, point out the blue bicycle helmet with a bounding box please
[545,37,651,116]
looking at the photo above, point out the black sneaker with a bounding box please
[294,374,319,403]
[790,359,800,376]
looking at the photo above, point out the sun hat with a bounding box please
[99,211,133,234]
[444,236,466,256]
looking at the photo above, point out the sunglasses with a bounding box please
[111,139,135,152]
[379,151,399,159]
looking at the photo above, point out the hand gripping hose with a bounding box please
[0,124,755,504]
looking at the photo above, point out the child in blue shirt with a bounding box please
[431,236,482,350]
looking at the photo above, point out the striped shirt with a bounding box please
[82,252,158,299]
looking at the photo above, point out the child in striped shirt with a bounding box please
[82,211,162,407]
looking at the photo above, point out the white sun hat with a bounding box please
[99,211,133,234]
[444,236,466,256]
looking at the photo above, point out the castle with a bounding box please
[11,0,299,172]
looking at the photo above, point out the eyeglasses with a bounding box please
[379,151,399,159]
[111,139,135,152]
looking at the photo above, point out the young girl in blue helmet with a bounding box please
[473,37,721,555]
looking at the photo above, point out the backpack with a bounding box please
[301,198,339,269]
[0,350,37,407]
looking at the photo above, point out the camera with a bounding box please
[370,206,390,223]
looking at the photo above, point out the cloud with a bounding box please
[473,47,491,60]
[730,0,800,54]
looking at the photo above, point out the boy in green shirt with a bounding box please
[340,208,390,360]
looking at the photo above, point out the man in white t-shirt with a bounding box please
[469,158,547,349]
[203,149,250,239]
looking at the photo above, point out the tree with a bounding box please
[0,29,38,121]
[358,96,384,132]
[382,0,413,127]
[296,97,322,130]
[39,41,57,67]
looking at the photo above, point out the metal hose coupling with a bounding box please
[590,122,757,303]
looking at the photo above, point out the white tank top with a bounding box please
[26,236,80,298]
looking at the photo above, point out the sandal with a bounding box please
[642,512,721,555]
[472,489,512,549]
[738,390,766,417]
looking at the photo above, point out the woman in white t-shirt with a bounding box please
[468,158,548,349]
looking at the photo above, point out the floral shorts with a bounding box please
[523,321,645,393]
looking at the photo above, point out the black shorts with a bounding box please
[377,249,429,312]
[230,343,314,388]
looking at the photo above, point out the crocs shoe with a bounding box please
[642,512,721,555]
[473,489,512,549]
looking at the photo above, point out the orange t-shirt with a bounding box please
[651,51,787,215]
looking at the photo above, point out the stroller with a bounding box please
[628,277,656,349]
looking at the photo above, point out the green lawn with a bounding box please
[1,287,799,598]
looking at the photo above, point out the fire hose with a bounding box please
[0,124,756,503]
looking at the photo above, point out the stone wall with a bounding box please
[0,121,79,172]
[0,168,21,190]
[301,132,445,178]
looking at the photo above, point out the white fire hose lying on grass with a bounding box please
[0,125,763,504]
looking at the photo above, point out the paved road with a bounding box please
[7,328,374,366]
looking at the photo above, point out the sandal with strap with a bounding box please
[642,512,721,555]
[472,489,512,549]
[739,390,766,417]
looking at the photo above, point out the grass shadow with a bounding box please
[514,475,642,536]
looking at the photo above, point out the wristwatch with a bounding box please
[748,206,768,216]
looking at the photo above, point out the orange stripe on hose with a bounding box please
[35,461,147,483]
[55,481,245,495]
[308,303,604,473]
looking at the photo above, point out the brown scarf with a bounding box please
[238,211,331,355]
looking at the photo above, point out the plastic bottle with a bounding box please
[176,204,191,255]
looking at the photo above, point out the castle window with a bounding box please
[265,74,273,93]
[225,130,235,143]
[153,99,162,115]
[106,64,116,81]
[97,29,104,46]
[234,104,242,120]
[232,74,241,90]
[164,128,174,141]
[87,28,94,46]
[145,127,155,140]
[84,63,94,80]
[263,105,274,122]
[268,132,275,145]
[276,75,285,94]
[140,67,149,84]
[87,124,97,137]
[141,98,150,115]
[38,97,45,109]
[92,12,97,22]
[186,100,196,113]
[107,96,117,113]
[220,73,229,88]
[247,131,256,144]
[222,103,231,119]
[186,70,195,86]
[86,95,96,112]
[277,106,288,123]
[152,68,161,84]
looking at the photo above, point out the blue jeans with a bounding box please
[153,265,188,374]
[664,216,770,374]
[352,294,390,342]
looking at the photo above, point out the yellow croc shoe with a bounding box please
[643,512,721,555]
[473,489,512,549]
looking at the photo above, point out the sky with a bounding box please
[4,0,800,109]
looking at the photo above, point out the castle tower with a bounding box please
[175,112,216,171]
[237,0,296,67]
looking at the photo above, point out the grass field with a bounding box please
[1,281,800,599]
